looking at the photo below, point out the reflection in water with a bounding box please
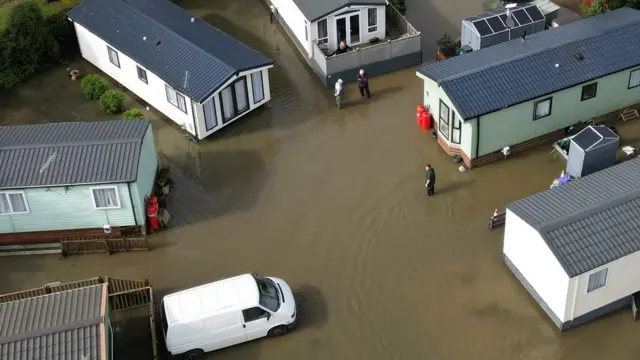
[1,0,640,359]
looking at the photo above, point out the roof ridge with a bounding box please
[0,138,142,151]
[119,0,236,93]
[438,12,640,85]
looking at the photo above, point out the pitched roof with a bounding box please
[293,0,387,22]
[68,0,273,103]
[571,125,618,151]
[416,8,640,120]
[0,120,151,189]
[0,284,107,360]
[508,157,640,277]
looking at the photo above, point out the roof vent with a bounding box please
[575,53,584,61]
[555,63,560,68]
[190,17,195,23]
[143,36,147,41]
[155,40,162,46]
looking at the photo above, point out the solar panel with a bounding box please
[525,6,545,22]
[513,9,532,25]
[473,20,493,36]
[486,16,506,32]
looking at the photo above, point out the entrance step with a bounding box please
[0,243,62,256]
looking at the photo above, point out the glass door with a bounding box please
[349,14,360,45]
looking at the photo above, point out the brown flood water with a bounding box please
[1,0,640,359]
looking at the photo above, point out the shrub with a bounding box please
[99,90,125,115]
[122,108,145,119]
[81,74,109,100]
[580,0,607,17]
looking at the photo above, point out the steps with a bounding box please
[0,243,62,257]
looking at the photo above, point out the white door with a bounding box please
[348,13,361,45]
[242,307,272,341]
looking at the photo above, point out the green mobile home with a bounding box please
[0,119,158,243]
[416,8,640,168]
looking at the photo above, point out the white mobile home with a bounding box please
[68,0,274,140]
[267,0,421,87]
[504,157,640,330]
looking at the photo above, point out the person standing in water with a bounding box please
[334,79,344,109]
[357,69,370,98]
[425,164,436,196]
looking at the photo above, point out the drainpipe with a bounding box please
[475,116,481,160]
[127,183,139,226]
[569,276,579,326]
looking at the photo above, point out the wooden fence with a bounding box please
[489,212,506,229]
[60,236,149,256]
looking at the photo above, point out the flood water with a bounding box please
[2,0,640,359]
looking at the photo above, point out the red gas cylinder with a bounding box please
[146,195,160,231]
[416,105,425,125]
[420,110,432,130]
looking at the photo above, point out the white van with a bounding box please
[160,273,297,359]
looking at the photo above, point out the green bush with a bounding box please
[99,90,125,115]
[122,108,145,119]
[81,74,109,100]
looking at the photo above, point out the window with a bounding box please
[533,97,552,120]
[451,110,462,144]
[91,187,120,209]
[587,268,608,293]
[0,192,29,215]
[629,69,640,89]
[242,307,269,322]
[255,276,280,312]
[165,85,187,113]
[304,20,308,41]
[317,19,328,45]
[439,100,450,140]
[137,66,148,84]
[107,46,120,68]
[219,77,249,124]
[367,8,378,33]
[203,98,217,131]
[581,83,597,101]
[251,71,264,103]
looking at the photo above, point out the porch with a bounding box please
[310,5,422,87]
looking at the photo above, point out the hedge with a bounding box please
[81,74,109,100]
[99,90,125,115]
[122,108,145,119]
[0,1,78,92]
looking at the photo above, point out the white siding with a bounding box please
[311,6,386,51]
[192,67,272,140]
[567,250,640,319]
[73,23,197,136]
[270,0,310,54]
[503,210,570,322]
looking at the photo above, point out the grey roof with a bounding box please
[68,0,273,103]
[293,0,387,21]
[0,284,106,360]
[417,8,640,120]
[571,125,618,151]
[508,157,640,277]
[0,120,151,189]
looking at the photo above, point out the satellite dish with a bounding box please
[505,3,517,28]
[505,16,515,28]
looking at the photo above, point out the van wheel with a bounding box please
[183,349,204,359]
[268,325,289,337]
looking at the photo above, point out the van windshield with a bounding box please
[254,276,280,312]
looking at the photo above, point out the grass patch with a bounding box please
[0,0,80,30]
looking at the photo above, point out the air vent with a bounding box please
[155,40,162,46]
[575,53,584,61]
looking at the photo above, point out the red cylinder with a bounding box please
[420,111,431,130]
[416,105,425,125]
[146,196,160,230]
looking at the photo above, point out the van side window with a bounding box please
[243,307,268,322]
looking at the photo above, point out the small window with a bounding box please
[0,192,29,215]
[629,69,640,89]
[439,100,450,140]
[91,187,120,209]
[107,46,120,68]
[242,307,268,322]
[533,97,552,120]
[251,71,264,103]
[451,110,462,144]
[367,8,378,33]
[165,85,188,114]
[304,20,308,41]
[137,66,148,84]
[317,19,328,45]
[587,268,608,293]
[581,83,597,101]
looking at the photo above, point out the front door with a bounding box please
[242,307,271,341]
[336,14,361,47]
[349,13,360,45]
[336,17,346,47]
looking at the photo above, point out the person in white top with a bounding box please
[334,79,344,109]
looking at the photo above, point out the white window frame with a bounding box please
[107,46,120,68]
[91,186,121,210]
[317,19,328,45]
[533,97,552,120]
[439,99,450,141]
[137,65,148,84]
[165,85,188,114]
[304,20,308,41]
[367,8,378,33]
[586,268,608,293]
[629,69,640,89]
[251,71,264,104]
[0,191,30,215]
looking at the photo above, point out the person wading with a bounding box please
[357,69,370,98]
[425,164,436,196]
[334,79,344,109]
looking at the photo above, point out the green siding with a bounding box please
[0,184,136,233]
[477,67,640,156]
[131,125,158,224]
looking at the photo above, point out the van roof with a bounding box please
[163,274,259,324]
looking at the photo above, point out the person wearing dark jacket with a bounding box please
[425,164,436,196]
[334,41,351,55]
[357,69,370,98]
